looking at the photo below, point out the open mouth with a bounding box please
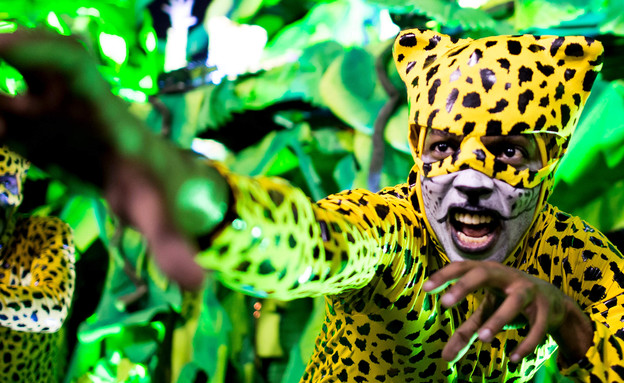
[448,207,501,253]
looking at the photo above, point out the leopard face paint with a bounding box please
[420,130,542,261]
[393,29,603,261]
[421,171,540,262]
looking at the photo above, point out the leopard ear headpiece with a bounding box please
[393,28,603,189]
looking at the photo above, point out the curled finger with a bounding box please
[443,295,491,363]
[477,291,530,343]
[424,260,479,293]
[440,266,493,307]
[509,301,548,363]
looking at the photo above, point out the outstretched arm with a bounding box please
[0,29,230,289]
[0,30,422,299]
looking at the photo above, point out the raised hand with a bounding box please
[0,28,130,184]
[423,260,593,364]
[0,29,224,290]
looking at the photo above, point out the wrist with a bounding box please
[551,298,593,366]
[169,163,231,236]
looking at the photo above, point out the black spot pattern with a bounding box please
[518,66,533,86]
[446,88,459,113]
[480,69,496,92]
[486,120,502,136]
[583,70,599,92]
[565,43,584,57]
[507,40,522,55]
[550,36,565,56]
[536,61,555,76]
[428,79,441,105]
[399,33,417,47]
[462,92,481,108]
[518,90,534,114]
[463,122,475,135]
[488,99,509,113]
[564,68,576,81]
[497,58,511,72]
[424,35,442,50]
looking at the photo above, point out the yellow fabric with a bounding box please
[199,172,624,382]
[0,215,76,383]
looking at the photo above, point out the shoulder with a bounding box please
[538,204,621,259]
[317,183,419,224]
[319,183,413,207]
[534,205,623,307]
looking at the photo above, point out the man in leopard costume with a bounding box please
[0,28,619,382]
[0,146,76,382]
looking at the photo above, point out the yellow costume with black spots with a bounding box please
[198,29,623,381]
[0,147,75,383]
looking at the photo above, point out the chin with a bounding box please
[445,244,510,263]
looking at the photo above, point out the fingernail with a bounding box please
[478,328,492,342]
[441,293,455,307]
[510,354,521,363]
[423,280,434,291]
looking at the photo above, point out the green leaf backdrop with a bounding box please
[3,1,624,382]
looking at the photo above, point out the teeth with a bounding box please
[454,213,492,225]
[457,230,492,244]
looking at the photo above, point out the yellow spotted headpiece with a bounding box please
[0,146,29,207]
[393,29,603,190]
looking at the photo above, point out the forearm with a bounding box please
[100,104,231,237]
[197,176,419,300]
[197,174,375,299]
[0,30,230,238]
[5,90,230,238]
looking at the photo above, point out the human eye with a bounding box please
[486,140,530,166]
[500,144,526,160]
[421,128,463,163]
[427,140,458,161]
[431,141,450,154]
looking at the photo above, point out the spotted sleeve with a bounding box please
[195,171,423,300]
[0,216,76,332]
[530,207,624,381]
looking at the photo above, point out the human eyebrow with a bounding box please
[481,134,532,144]
[427,128,462,140]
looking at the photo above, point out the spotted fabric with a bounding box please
[0,145,29,207]
[199,172,624,382]
[0,215,75,382]
[393,29,603,190]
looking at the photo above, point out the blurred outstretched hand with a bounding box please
[0,29,206,290]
